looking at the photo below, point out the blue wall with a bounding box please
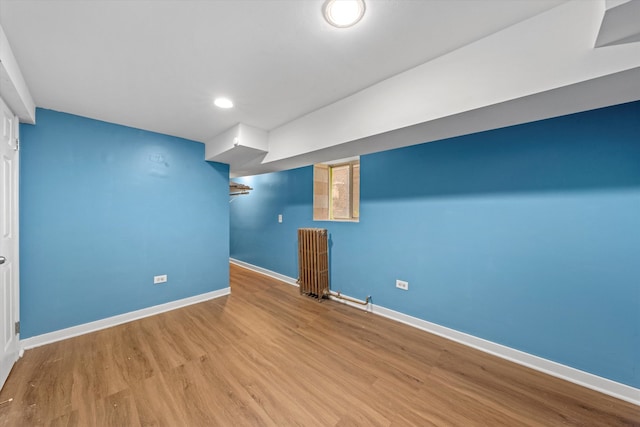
[20,109,229,338]
[231,101,640,388]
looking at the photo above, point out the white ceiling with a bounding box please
[1,0,639,177]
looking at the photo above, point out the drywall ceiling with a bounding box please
[1,0,639,177]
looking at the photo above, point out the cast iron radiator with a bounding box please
[297,228,329,299]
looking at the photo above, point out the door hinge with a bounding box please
[14,138,19,151]
[14,321,20,335]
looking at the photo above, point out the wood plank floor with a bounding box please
[1,264,638,426]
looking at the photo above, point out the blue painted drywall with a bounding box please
[231,167,315,276]
[230,101,640,388]
[20,109,229,338]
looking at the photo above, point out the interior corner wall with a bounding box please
[230,100,640,389]
[20,108,230,338]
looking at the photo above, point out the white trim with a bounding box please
[230,260,640,406]
[230,258,298,287]
[320,156,360,165]
[371,305,639,406]
[0,24,36,123]
[20,288,230,351]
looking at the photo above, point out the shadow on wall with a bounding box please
[363,101,640,201]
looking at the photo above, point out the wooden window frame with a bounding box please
[314,159,359,222]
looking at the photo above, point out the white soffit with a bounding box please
[206,123,268,169]
[262,0,640,169]
[230,67,640,178]
[595,0,640,47]
[0,25,35,123]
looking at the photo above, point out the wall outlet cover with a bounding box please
[396,280,409,290]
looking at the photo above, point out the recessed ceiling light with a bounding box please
[214,97,234,109]
[323,0,366,28]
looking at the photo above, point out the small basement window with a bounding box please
[313,158,359,221]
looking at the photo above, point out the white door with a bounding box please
[0,96,19,389]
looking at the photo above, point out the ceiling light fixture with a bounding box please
[323,0,366,28]
[214,97,234,109]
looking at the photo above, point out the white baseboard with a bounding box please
[230,259,640,406]
[230,258,299,287]
[20,287,231,351]
[371,305,640,406]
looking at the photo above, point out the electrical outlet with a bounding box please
[154,274,167,284]
[396,279,409,291]
[278,214,283,223]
